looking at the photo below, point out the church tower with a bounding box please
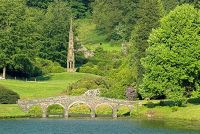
[67,18,75,72]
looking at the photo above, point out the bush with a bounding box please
[69,104,91,114]
[160,100,182,106]
[117,106,130,116]
[47,104,64,115]
[187,98,200,104]
[28,106,43,117]
[0,85,20,104]
[65,77,109,96]
[146,102,155,108]
[35,58,65,74]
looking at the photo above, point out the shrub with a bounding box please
[69,104,91,114]
[187,98,200,104]
[0,85,20,104]
[96,105,113,115]
[28,106,43,117]
[146,102,155,108]
[117,106,130,116]
[160,100,182,106]
[65,77,109,96]
[47,104,64,115]
[35,58,65,74]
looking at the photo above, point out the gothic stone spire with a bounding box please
[67,18,75,72]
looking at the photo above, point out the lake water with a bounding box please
[0,118,199,134]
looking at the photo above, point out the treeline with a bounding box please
[0,0,91,77]
[86,0,200,101]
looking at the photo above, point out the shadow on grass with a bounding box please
[187,98,200,105]
[34,75,52,81]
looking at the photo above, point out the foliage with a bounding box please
[47,104,64,115]
[0,85,20,104]
[92,0,139,41]
[161,0,179,13]
[39,2,70,67]
[28,105,43,117]
[130,0,164,85]
[69,104,91,114]
[35,58,65,74]
[95,104,113,115]
[117,106,131,116]
[0,1,42,77]
[66,77,109,96]
[140,4,200,100]
[26,0,54,9]
[79,47,122,76]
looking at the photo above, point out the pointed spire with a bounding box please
[67,17,75,72]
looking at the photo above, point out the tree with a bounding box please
[130,0,164,85]
[39,2,70,67]
[161,0,179,13]
[0,1,44,77]
[92,0,139,41]
[140,4,200,100]
[26,0,54,9]
[179,0,200,9]
[0,1,26,78]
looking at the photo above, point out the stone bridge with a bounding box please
[18,95,137,118]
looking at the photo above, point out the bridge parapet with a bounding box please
[18,95,137,118]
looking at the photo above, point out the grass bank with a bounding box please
[0,104,27,118]
[76,18,121,52]
[133,101,200,121]
[0,72,97,99]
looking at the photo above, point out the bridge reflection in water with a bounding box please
[18,95,136,118]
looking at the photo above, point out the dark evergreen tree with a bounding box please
[130,0,164,85]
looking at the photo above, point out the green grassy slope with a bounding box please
[0,104,26,118]
[135,101,200,121]
[0,72,97,99]
[76,19,121,52]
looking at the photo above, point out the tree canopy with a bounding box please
[140,4,200,100]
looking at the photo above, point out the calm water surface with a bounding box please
[0,118,199,134]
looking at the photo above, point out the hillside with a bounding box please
[0,72,97,99]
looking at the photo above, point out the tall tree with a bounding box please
[39,1,70,67]
[162,0,179,13]
[140,4,200,100]
[0,1,26,78]
[130,0,164,85]
[0,1,43,77]
[92,0,139,41]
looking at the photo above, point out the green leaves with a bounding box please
[141,4,200,100]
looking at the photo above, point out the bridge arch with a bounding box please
[95,103,114,116]
[28,105,43,117]
[117,104,131,116]
[68,101,92,111]
[68,101,93,117]
[46,103,65,117]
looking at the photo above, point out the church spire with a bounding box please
[67,18,75,72]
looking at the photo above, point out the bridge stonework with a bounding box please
[18,95,136,118]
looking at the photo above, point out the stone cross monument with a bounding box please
[67,18,75,72]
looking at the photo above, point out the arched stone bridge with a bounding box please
[18,95,137,118]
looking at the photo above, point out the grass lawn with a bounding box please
[85,42,121,52]
[135,101,200,121]
[0,104,26,118]
[0,72,97,100]
[76,18,107,45]
[76,18,121,52]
